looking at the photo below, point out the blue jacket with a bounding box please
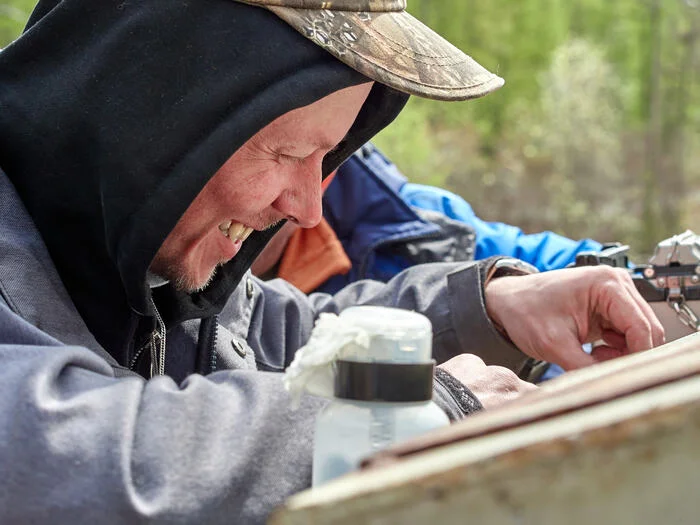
[320,144,602,294]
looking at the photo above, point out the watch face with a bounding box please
[494,258,538,276]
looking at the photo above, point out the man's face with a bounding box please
[150,82,374,292]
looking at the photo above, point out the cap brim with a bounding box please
[267,6,504,101]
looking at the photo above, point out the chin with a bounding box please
[172,266,218,294]
[151,246,228,294]
[167,260,216,293]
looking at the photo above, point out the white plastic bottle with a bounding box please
[312,306,449,486]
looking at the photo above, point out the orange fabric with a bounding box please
[277,216,351,294]
[321,170,337,191]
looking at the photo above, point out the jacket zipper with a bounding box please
[129,344,146,371]
[129,298,167,377]
[149,298,166,376]
[195,315,218,375]
[209,315,218,373]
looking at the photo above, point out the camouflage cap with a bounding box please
[236,0,504,101]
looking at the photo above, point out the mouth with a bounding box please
[218,220,255,244]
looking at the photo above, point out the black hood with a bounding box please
[0,0,408,359]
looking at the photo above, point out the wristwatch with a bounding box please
[485,256,538,284]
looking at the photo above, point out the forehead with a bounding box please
[258,111,338,151]
[253,83,373,149]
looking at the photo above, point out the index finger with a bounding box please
[621,277,665,348]
[597,281,654,354]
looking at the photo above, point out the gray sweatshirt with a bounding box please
[0,168,526,524]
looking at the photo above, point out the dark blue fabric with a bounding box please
[321,149,439,293]
[320,143,603,294]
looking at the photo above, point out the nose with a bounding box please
[274,163,324,229]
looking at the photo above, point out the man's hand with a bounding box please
[484,266,665,370]
[438,354,537,409]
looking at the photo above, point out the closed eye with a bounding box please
[277,153,306,165]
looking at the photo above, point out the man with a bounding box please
[0,1,663,524]
[252,142,603,295]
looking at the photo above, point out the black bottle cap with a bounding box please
[334,360,435,402]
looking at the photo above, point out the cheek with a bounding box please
[199,172,260,211]
[226,167,289,208]
[194,156,291,219]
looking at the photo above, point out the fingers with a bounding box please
[482,265,665,375]
[596,268,663,354]
[620,272,665,347]
[590,345,625,362]
[599,329,627,349]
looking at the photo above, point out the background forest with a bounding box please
[2,0,699,258]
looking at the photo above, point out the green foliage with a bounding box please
[2,0,699,255]
[0,0,34,48]
[375,0,700,256]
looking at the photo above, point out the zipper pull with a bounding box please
[149,298,167,377]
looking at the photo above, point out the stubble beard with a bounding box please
[173,265,218,293]
[151,217,280,294]
[151,259,221,294]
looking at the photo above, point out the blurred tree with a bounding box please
[0,0,34,48]
[376,0,700,256]
[538,39,630,236]
[3,0,699,255]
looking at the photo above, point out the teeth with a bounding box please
[225,223,254,242]
[218,221,254,242]
[227,223,246,240]
[240,227,254,242]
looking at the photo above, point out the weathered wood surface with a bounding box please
[270,333,700,525]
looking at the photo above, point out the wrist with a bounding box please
[484,277,510,336]
[484,257,538,336]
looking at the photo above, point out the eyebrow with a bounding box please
[275,135,347,156]
[311,136,345,152]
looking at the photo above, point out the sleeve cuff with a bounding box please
[444,257,533,372]
[433,367,484,421]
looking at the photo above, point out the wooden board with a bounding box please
[270,333,700,525]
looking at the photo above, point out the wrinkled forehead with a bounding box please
[245,82,374,152]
